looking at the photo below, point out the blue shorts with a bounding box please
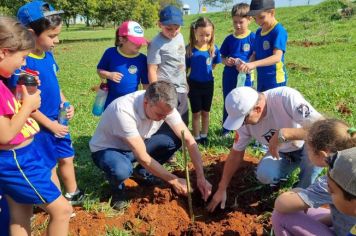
[0,142,61,205]
[0,189,9,236]
[35,128,75,169]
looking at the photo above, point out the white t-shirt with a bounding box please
[89,90,182,152]
[147,32,187,93]
[233,87,322,152]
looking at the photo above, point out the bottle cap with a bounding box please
[63,102,70,108]
[100,82,109,91]
[18,73,37,86]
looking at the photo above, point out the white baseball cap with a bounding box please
[118,21,148,46]
[223,87,259,131]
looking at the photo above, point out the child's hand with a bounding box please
[225,57,236,67]
[21,85,41,111]
[50,120,69,138]
[237,62,255,73]
[108,72,123,83]
[62,103,74,120]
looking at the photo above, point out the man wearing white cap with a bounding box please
[207,86,323,212]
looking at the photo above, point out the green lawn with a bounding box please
[53,0,355,215]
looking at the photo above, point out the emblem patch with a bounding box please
[243,43,251,52]
[262,129,277,143]
[128,65,138,74]
[297,104,310,118]
[263,41,270,50]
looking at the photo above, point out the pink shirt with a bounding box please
[0,80,39,145]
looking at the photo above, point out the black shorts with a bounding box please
[188,80,214,113]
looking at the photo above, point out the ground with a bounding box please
[32,153,277,236]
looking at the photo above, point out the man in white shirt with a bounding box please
[90,81,211,210]
[207,86,323,212]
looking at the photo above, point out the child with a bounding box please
[15,1,84,205]
[147,5,188,125]
[238,0,288,92]
[272,119,356,236]
[327,147,356,236]
[186,17,221,145]
[220,3,255,137]
[97,21,149,109]
[0,16,71,236]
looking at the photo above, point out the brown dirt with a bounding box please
[32,154,274,235]
[336,102,352,116]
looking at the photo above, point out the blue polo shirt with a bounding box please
[10,52,61,120]
[186,45,221,83]
[97,47,148,108]
[253,22,288,92]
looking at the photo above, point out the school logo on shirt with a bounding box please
[263,41,270,50]
[206,57,212,65]
[297,104,310,118]
[128,65,138,74]
[262,129,277,143]
[243,43,251,52]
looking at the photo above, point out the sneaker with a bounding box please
[133,168,163,186]
[198,137,208,146]
[111,191,129,211]
[65,189,85,206]
[221,129,231,138]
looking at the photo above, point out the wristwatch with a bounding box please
[278,129,287,143]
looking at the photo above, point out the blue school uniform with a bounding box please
[0,188,9,236]
[253,22,288,92]
[186,45,221,113]
[10,52,75,168]
[97,47,148,108]
[220,31,255,127]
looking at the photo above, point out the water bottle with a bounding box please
[237,72,246,87]
[92,82,108,116]
[58,102,70,126]
[15,69,38,101]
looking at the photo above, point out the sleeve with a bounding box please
[147,38,162,65]
[232,126,252,151]
[297,176,332,208]
[282,88,323,127]
[213,45,222,64]
[165,109,183,127]
[112,108,140,138]
[273,25,288,52]
[97,48,111,71]
[0,86,13,116]
[220,36,230,57]
[140,54,149,84]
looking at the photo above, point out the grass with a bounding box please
[52,0,354,220]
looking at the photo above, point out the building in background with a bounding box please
[183,4,190,15]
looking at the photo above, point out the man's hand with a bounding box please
[269,131,280,159]
[197,177,212,202]
[206,188,227,212]
[169,178,188,196]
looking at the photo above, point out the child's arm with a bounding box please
[97,69,123,83]
[0,87,40,144]
[148,64,158,83]
[239,49,283,73]
[31,110,68,138]
[274,189,309,213]
[221,56,236,67]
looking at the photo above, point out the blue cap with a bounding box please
[17,1,64,26]
[159,5,183,26]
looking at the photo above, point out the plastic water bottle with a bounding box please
[15,69,38,101]
[92,82,108,116]
[237,72,246,87]
[58,102,70,126]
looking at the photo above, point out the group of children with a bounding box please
[0,0,355,235]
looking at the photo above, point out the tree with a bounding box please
[156,0,183,9]
[197,0,233,13]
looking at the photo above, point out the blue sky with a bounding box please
[184,0,325,14]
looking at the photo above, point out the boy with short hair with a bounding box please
[327,147,356,236]
[220,3,255,136]
[238,0,288,92]
[147,5,188,125]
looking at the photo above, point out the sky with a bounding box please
[183,0,325,14]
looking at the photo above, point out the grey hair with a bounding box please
[144,81,178,109]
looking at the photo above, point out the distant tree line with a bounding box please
[0,0,185,28]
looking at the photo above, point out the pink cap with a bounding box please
[118,21,148,46]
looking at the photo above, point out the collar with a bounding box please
[234,30,251,39]
[116,47,139,58]
[28,52,45,59]
[194,45,210,51]
[261,21,278,36]
[136,92,148,120]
